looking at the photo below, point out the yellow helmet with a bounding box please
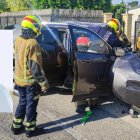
[107,18,120,31]
[21,15,42,35]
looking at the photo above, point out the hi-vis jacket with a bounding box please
[14,36,48,88]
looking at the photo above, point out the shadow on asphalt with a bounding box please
[13,86,72,97]
[38,113,83,134]
[41,86,72,96]
[35,97,130,137]
[13,87,130,137]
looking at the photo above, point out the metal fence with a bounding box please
[0,15,51,29]
[134,21,140,49]
[0,9,103,29]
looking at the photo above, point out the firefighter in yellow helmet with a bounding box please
[89,18,125,49]
[11,15,49,137]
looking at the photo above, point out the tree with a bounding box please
[69,0,77,9]
[58,0,71,9]
[5,0,113,12]
[111,3,126,24]
[6,0,32,11]
[91,0,111,12]
[130,1,138,7]
[31,0,50,9]
[0,0,8,12]
[102,0,112,12]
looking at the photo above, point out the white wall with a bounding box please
[0,30,13,91]
[129,7,140,42]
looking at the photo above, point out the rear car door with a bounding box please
[36,27,68,87]
[68,25,114,101]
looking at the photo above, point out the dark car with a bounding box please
[14,22,123,102]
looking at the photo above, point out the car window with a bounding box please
[71,27,109,54]
[36,27,62,47]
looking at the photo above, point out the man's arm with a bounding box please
[28,44,49,90]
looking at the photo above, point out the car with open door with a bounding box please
[13,22,118,102]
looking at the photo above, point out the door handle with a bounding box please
[80,58,106,63]
[80,60,92,63]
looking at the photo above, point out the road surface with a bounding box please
[0,87,140,140]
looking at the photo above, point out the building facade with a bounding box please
[128,6,140,44]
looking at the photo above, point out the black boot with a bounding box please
[11,124,24,135]
[26,127,44,138]
[75,105,86,114]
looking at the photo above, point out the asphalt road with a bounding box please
[0,87,140,140]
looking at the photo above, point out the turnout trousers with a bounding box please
[12,83,41,133]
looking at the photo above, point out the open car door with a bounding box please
[36,27,68,87]
[68,25,115,102]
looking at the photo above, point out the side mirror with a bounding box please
[114,47,125,57]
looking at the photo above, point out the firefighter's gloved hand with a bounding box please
[125,47,132,52]
[41,82,49,94]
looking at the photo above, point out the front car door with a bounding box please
[68,25,115,101]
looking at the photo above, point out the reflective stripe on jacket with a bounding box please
[14,36,48,87]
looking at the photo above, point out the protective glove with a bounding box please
[41,82,49,93]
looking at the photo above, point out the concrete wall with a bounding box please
[128,7,140,41]
[103,13,113,23]
[122,13,133,41]
[0,9,103,29]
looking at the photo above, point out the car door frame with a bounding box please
[37,27,68,87]
[68,24,115,102]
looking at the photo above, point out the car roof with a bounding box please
[42,21,106,30]
[14,21,106,30]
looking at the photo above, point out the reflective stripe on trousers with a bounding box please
[14,84,41,131]
[26,121,36,131]
[72,79,76,94]
[12,117,23,129]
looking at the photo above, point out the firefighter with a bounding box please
[11,15,49,137]
[89,18,125,48]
